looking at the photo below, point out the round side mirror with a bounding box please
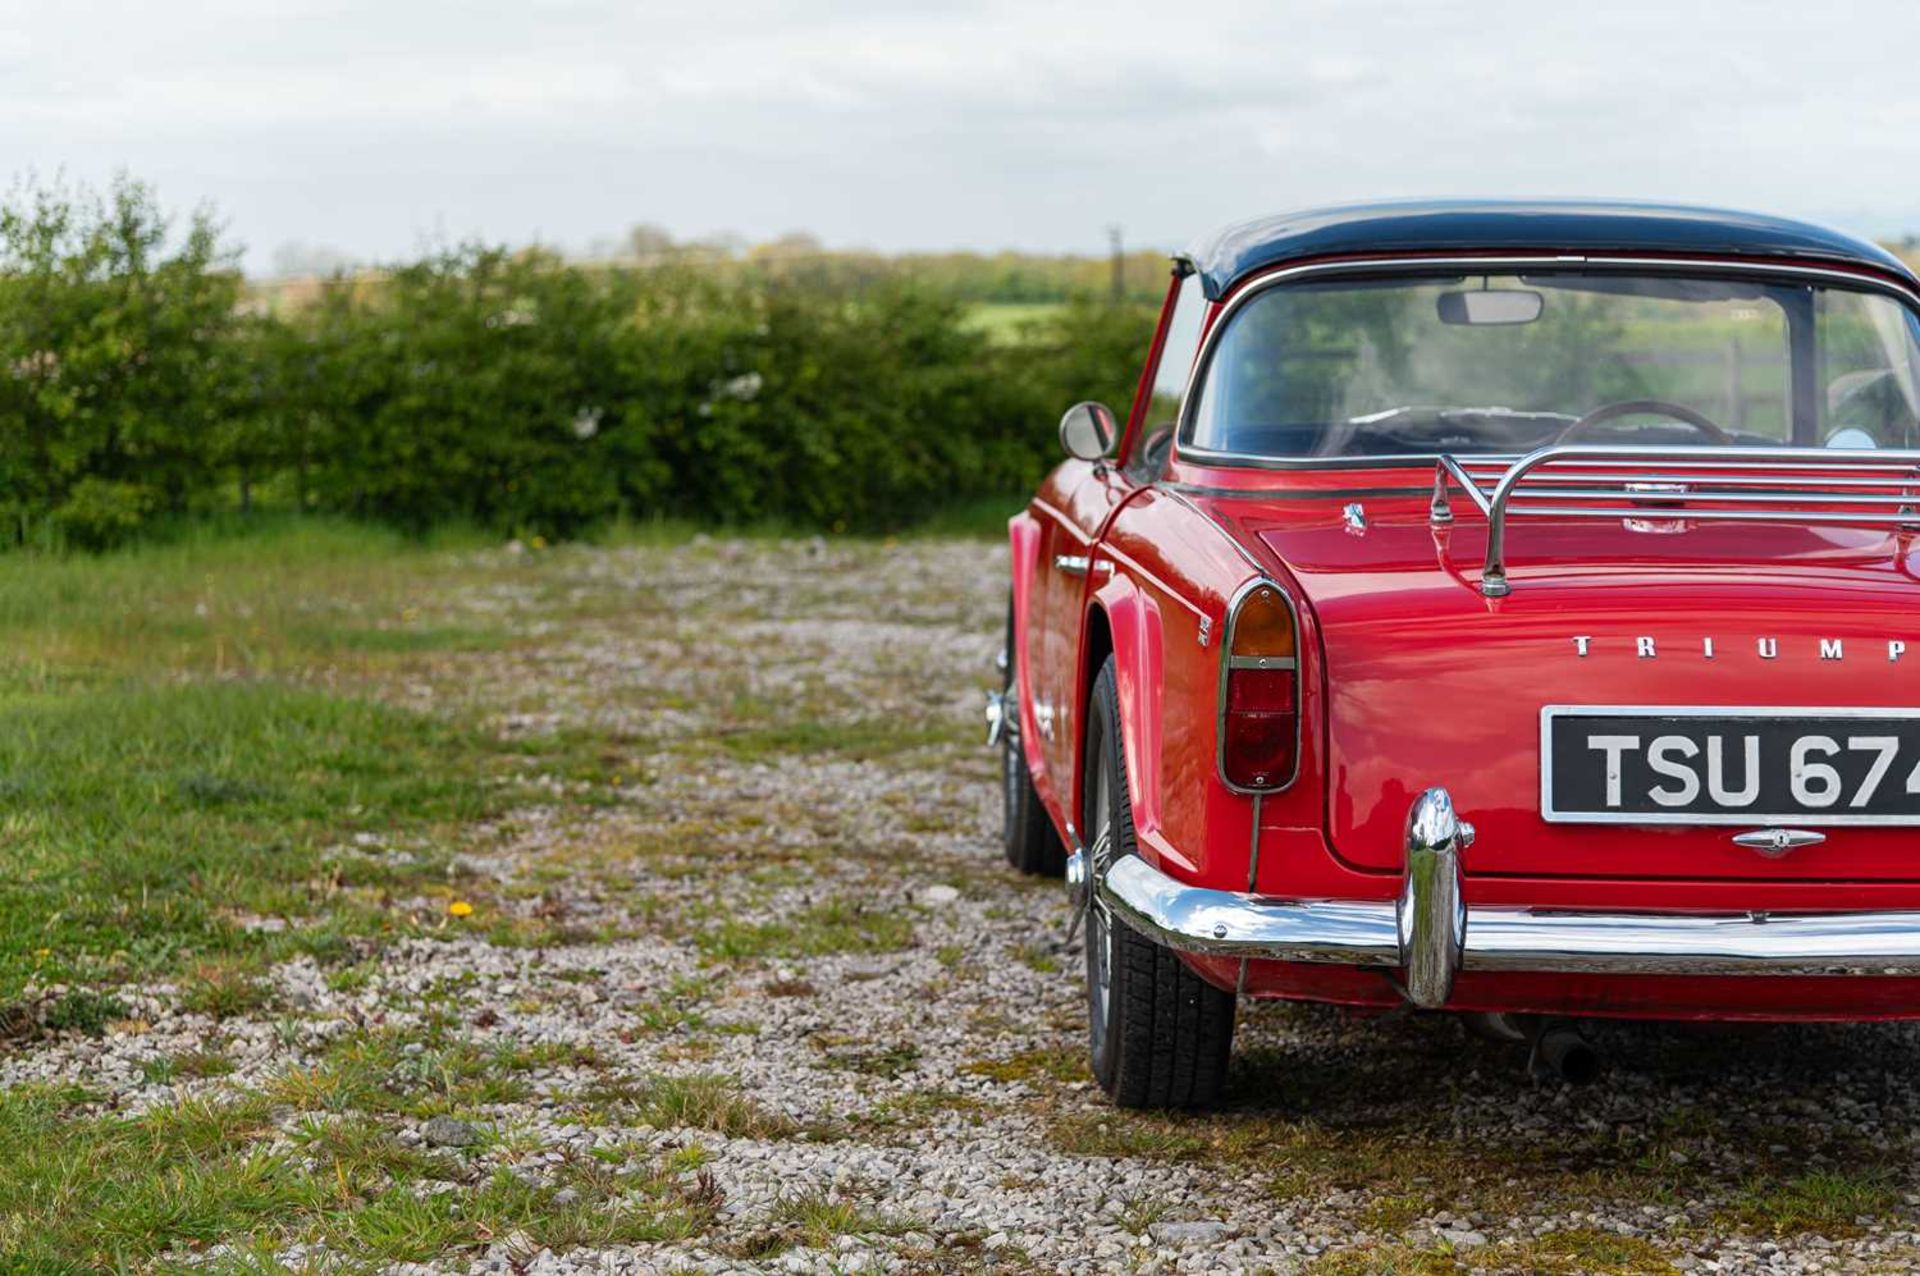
[1059,401,1118,462]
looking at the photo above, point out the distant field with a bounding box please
[962,301,1067,344]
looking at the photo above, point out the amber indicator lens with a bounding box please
[1231,587,1295,658]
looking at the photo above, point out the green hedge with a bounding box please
[0,178,1157,547]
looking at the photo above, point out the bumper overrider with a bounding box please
[1084,788,1920,1008]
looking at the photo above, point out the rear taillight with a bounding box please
[1219,582,1298,791]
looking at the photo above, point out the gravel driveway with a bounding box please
[8,536,1920,1273]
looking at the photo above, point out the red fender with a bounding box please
[1090,571,1167,853]
[1006,511,1049,800]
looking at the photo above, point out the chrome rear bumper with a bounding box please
[1094,787,1920,1009]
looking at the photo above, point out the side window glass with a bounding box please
[1149,273,1206,423]
[1133,271,1205,469]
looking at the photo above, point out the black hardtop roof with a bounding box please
[1186,199,1916,299]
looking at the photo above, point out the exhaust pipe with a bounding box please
[1531,1023,1601,1084]
[1461,1011,1527,1044]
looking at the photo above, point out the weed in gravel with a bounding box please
[262,1027,542,1118]
[1048,1103,1656,1221]
[1719,1169,1899,1236]
[962,1046,1085,1085]
[630,998,711,1034]
[587,1073,804,1140]
[323,1159,711,1261]
[288,1113,457,1187]
[761,975,817,997]
[1499,1228,1678,1273]
[176,1047,238,1079]
[696,898,914,960]
[1317,1231,1675,1275]
[179,960,273,1018]
[40,989,130,1036]
[770,1188,912,1248]
[1308,1244,1463,1275]
[854,1087,988,1131]
[1118,1196,1171,1235]
[139,1047,238,1087]
[814,1039,921,1078]
[326,959,381,993]
[1012,942,1059,974]
[730,1188,913,1258]
[1358,1191,1436,1234]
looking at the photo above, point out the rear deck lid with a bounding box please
[1238,499,1920,882]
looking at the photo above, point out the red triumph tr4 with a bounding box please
[988,200,1920,1108]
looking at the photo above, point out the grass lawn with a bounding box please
[0,522,549,1010]
[0,517,1006,1271]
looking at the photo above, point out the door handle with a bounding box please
[1054,555,1113,578]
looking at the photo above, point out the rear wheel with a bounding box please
[1000,603,1065,876]
[1082,656,1235,1109]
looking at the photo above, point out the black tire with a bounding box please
[1083,656,1236,1109]
[1001,603,1066,876]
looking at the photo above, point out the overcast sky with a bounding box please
[2,0,1917,274]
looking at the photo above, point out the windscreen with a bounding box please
[1183,271,1920,458]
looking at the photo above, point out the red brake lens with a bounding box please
[1223,670,1296,788]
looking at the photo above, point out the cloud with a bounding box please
[0,0,1914,270]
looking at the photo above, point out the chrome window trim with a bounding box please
[1540,703,1920,826]
[1216,577,1303,795]
[1173,254,1920,471]
[1160,480,1436,501]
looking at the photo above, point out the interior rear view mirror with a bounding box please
[1437,289,1544,326]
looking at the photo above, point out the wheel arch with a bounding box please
[1006,509,1046,771]
[1078,574,1164,849]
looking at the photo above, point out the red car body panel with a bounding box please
[1011,225,1920,1022]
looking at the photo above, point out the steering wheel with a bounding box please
[1553,398,1733,446]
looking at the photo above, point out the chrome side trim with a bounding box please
[1169,255,1920,472]
[1094,784,1920,1000]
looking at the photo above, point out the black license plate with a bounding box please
[1542,706,1920,825]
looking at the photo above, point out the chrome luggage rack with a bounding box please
[1431,444,1920,597]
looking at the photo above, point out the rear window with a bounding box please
[1183,270,1920,459]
